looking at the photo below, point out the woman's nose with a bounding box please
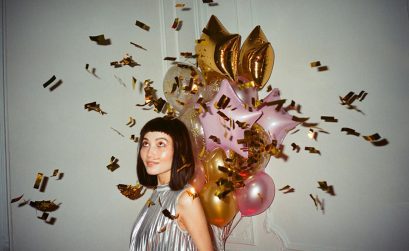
[146,146,157,157]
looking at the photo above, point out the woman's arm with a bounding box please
[177,189,214,251]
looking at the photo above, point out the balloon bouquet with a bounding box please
[162,15,299,249]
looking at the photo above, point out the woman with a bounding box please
[129,117,214,251]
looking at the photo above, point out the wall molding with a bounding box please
[0,0,11,250]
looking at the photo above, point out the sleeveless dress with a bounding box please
[129,184,198,251]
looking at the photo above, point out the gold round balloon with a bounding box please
[199,182,238,227]
[196,15,241,84]
[230,123,271,179]
[238,25,274,90]
[203,148,230,182]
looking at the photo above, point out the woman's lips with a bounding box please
[146,161,159,167]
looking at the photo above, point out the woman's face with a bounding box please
[140,131,174,184]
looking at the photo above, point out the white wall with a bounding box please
[3,0,409,251]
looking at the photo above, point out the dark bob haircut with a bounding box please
[137,117,195,190]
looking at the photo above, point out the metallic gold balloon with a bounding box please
[203,148,230,182]
[230,123,271,179]
[238,25,274,89]
[199,182,238,227]
[196,15,241,84]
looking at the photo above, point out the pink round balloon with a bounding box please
[235,171,275,217]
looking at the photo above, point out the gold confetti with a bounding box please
[305,146,321,155]
[84,102,107,115]
[111,54,140,68]
[291,143,300,153]
[341,127,360,137]
[37,212,49,220]
[85,64,99,78]
[107,156,120,172]
[310,61,321,67]
[130,135,139,143]
[110,127,125,137]
[117,184,146,200]
[171,18,183,31]
[321,116,338,122]
[284,100,302,113]
[180,52,196,58]
[317,181,336,196]
[39,176,49,193]
[29,200,60,212]
[135,20,150,31]
[317,66,329,72]
[279,185,295,194]
[33,173,43,189]
[362,133,389,146]
[158,225,167,233]
[11,194,24,203]
[89,34,111,45]
[146,198,155,207]
[175,3,185,8]
[51,169,59,177]
[292,116,309,123]
[164,57,177,61]
[132,77,137,90]
[130,42,147,50]
[217,111,230,122]
[186,188,198,200]
[308,129,318,140]
[209,135,221,144]
[177,163,192,173]
[42,75,63,91]
[126,117,136,127]
[162,209,179,220]
[309,194,325,213]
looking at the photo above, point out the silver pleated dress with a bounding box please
[129,184,198,251]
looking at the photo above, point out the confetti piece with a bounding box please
[11,194,24,203]
[39,176,49,193]
[180,52,196,58]
[110,127,125,137]
[114,75,127,88]
[29,200,60,212]
[111,54,140,68]
[117,184,146,200]
[162,209,179,220]
[341,127,360,137]
[209,135,221,144]
[171,18,183,31]
[130,42,147,50]
[18,199,30,207]
[175,3,185,8]
[89,34,111,45]
[107,156,120,172]
[146,198,155,207]
[291,143,300,153]
[132,77,137,90]
[51,169,59,177]
[215,95,230,109]
[135,20,150,31]
[284,100,302,113]
[292,116,309,123]
[42,75,63,91]
[310,61,321,67]
[130,134,139,143]
[37,212,49,220]
[177,163,192,173]
[317,181,336,196]
[208,2,218,6]
[164,57,177,61]
[85,64,99,78]
[57,173,64,180]
[186,188,198,200]
[33,173,43,189]
[309,194,325,213]
[202,0,213,3]
[84,102,107,115]
[317,66,329,71]
[308,129,318,140]
[305,146,321,155]
[362,133,389,146]
[158,225,167,233]
[126,117,136,127]
[321,116,338,122]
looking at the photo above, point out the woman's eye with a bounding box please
[157,141,166,147]
[142,141,149,147]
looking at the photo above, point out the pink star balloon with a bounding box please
[257,89,300,145]
[197,79,262,158]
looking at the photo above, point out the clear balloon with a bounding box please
[179,107,205,158]
[199,182,238,227]
[238,25,274,90]
[235,171,275,217]
[163,63,204,112]
[229,123,271,180]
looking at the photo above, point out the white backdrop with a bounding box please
[2,0,409,250]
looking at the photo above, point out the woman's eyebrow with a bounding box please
[155,137,169,142]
